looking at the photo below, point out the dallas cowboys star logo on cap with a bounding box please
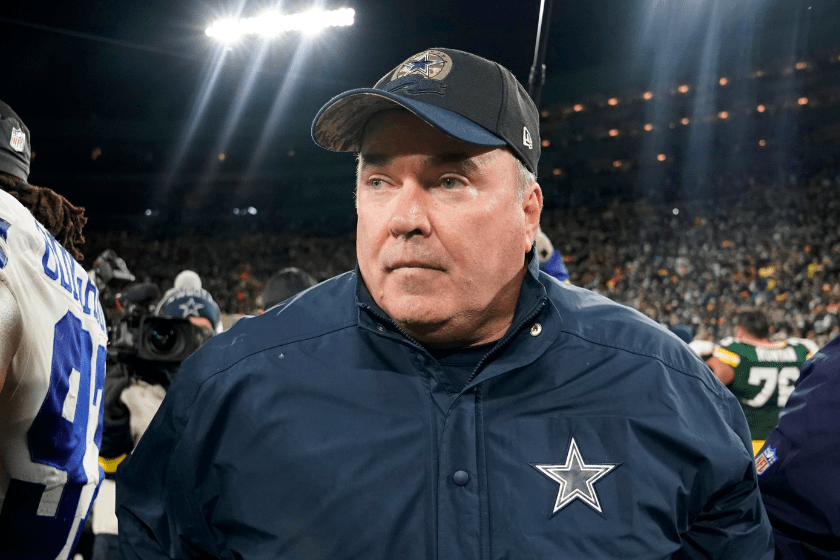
[533,437,619,516]
[400,51,446,78]
[178,297,205,318]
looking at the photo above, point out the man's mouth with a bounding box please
[386,260,444,272]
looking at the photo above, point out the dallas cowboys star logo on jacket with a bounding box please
[533,437,619,516]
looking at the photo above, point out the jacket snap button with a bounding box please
[377,326,384,332]
[530,323,542,336]
[453,470,470,486]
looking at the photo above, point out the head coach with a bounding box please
[116,48,773,559]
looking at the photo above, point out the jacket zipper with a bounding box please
[467,299,547,385]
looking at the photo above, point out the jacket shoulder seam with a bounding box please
[560,327,722,396]
[183,320,358,411]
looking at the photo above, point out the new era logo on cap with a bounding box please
[523,127,533,149]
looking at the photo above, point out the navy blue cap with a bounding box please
[312,48,540,174]
[157,287,221,331]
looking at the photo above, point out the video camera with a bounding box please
[94,250,208,369]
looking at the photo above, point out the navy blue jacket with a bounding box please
[756,333,840,559]
[116,256,773,559]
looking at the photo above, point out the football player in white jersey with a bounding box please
[0,100,108,560]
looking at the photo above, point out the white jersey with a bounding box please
[0,190,107,559]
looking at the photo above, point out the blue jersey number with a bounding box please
[0,311,106,560]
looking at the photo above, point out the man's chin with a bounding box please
[384,267,445,292]
[380,296,448,329]
[380,297,486,348]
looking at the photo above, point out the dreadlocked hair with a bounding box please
[0,172,87,261]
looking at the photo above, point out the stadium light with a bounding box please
[206,8,355,42]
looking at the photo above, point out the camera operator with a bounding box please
[89,260,218,560]
[155,269,222,333]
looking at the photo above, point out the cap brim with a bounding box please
[312,88,506,153]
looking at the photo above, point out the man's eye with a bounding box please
[369,179,384,189]
[441,177,462,189]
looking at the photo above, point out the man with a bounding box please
[706,310,812,454]
[535,226,571,282]
[0,100,108,558]
[155,269,223,333]
[259,266,318,311]
[94,268,218,560]
[117,48,773,558]
[754,332,840,559]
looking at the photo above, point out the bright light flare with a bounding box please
[206,8,355,42]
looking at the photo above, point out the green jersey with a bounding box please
[712,338,813,439]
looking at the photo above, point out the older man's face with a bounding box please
[356,110,542,348]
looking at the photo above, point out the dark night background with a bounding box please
[1,0,838,235]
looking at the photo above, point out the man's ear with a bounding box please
[522,182,543,253]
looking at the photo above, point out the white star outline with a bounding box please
[177,297,205,318]
[534,437,619,516]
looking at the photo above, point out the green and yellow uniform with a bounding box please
[713,338,812,447]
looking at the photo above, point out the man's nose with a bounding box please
[388,182,432,239]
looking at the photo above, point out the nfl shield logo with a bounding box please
[754,446,778,475]
[9,127,26,153]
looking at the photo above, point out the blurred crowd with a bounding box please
[82,172,840,348]
[541,173,840,347]
[83,230,356,316]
